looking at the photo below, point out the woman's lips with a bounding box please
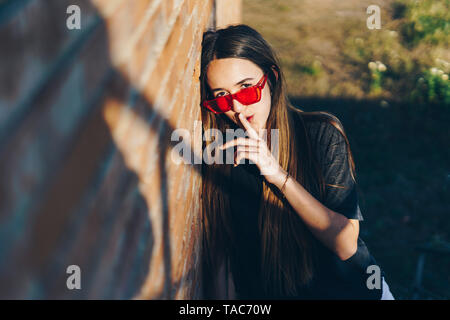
[246,115,254,122]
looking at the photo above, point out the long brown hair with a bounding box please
[199,24,357,298]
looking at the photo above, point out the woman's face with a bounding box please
[206,58,272,133]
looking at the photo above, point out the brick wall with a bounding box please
[0,0,241,299]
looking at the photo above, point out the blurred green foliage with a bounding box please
[397,0,450,47]
[411,67,450,105]
[291,60,323,77]
[368,61,388,95]
[343,0,449,107]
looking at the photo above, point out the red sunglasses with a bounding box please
[202,73,268,114]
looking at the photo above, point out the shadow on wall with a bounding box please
[0,0,206,299]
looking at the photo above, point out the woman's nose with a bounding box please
[232,99,245,113]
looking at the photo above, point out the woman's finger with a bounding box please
[236,145,259,153]
[220,137,259,150]
[238,113,261,140]
[235,150,260,166]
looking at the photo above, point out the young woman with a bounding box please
[199,24,394,300]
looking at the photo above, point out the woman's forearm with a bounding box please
[273,170,359,261]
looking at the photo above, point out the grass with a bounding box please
[243,0,450,299]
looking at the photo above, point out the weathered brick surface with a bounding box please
[0,0,241,299]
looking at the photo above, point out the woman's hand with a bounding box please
[219,113,287,188]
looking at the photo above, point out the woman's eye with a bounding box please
[215,84,252,97]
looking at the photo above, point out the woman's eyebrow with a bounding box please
[211,77,254,92]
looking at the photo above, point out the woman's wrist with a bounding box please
[267,166,288,190]
[280,171,290,195]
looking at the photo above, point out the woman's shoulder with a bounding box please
[289,107,347,149]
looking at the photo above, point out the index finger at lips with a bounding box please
[238,113,260,140]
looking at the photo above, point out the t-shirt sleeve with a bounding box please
[314,121,364,221]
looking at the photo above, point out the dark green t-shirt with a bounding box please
[228,111,385,300]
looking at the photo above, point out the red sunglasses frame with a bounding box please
[202,73,268,114]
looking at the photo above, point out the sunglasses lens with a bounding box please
[204,96,232,113]
[203,75,266,113]
[235,87,261,105]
